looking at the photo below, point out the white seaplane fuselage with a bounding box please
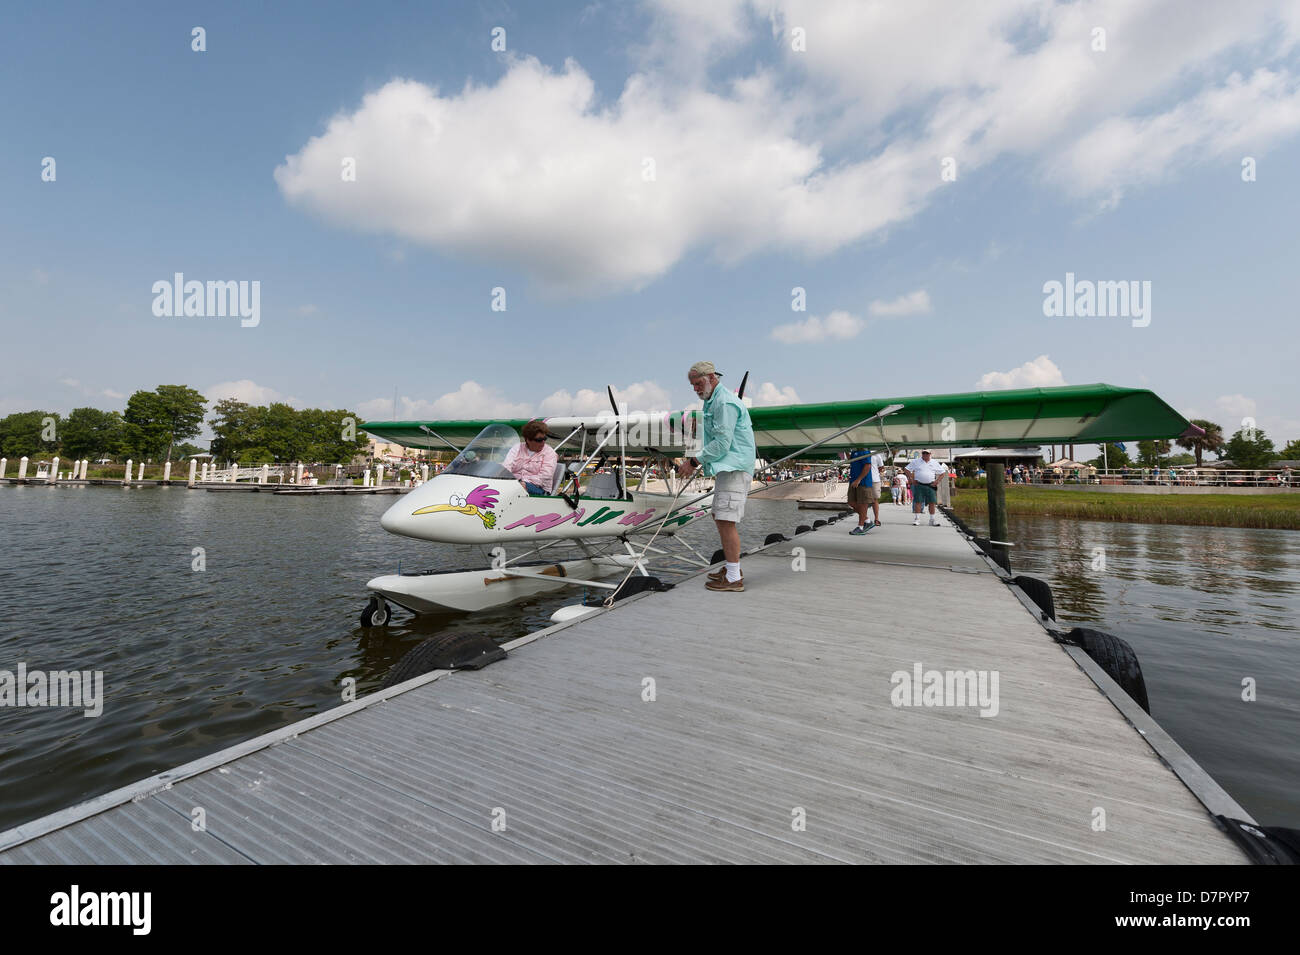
[367,472,711,613]
[379,473,707,544]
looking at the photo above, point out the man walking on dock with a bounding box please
[905,449,947,526]
[678,361,756,592]
[847,448,883,534]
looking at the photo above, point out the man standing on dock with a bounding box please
[678,361,756,592]
[905,449,947,526]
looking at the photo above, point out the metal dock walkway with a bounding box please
[0,516,1251,863]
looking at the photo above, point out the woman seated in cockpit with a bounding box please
[504,420,558,495]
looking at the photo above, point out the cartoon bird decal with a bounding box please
[412,483,499,528]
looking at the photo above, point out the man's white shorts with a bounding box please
[711,470,751,522]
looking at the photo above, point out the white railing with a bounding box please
[1000,467,1296,488]
[206,465,286,483]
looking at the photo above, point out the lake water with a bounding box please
[960,511,1300,829]
[2,485,1296,835]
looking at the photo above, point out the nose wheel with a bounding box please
[361,596,391,628]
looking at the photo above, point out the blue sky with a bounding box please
[3,0,1298,453]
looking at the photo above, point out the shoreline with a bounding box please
[950,487,1300,530]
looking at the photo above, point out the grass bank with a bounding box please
[948,487,1300,530]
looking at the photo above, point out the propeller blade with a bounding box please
[607,385,619,415]
[737,371,749,399]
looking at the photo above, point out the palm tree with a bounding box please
[1176,419,1225,466]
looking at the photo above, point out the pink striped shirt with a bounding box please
[504,442,558,489]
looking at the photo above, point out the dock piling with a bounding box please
[163,461,172,483]
[17,457,28,480]
[49,456,59,484]
[986,461,1010,571]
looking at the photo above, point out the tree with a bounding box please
[1176,418,1225,467]
[1277,439,1300,461]
[1136,439,1172,467]
[209,399,254,461]
[0,411,60,458]
[60,408,125,460]
[124,386,207,461]
[1089,442,1132,469]
[1224,428,1275,469]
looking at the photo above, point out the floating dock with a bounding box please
[0,516,1251,863]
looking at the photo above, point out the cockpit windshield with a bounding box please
[442,424,521,479]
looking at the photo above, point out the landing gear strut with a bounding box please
[361,596,391,628]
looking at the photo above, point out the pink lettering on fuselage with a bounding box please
[617,508,657,526]
[504,509,586,533]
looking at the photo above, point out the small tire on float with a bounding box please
[360,597,390,628]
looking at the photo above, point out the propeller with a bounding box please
[737,371,749,400]
[607,384,619,416]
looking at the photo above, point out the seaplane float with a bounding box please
[357,383,1200,626]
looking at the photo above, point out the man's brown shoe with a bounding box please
[705,576,745,592]
[707,567,742,582]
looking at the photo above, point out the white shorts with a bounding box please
[711,470,750,522]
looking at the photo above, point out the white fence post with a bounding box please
[260,464,269,485]
[136,461,145,482]
[17,457,28,480]
[188,459,197,486]
[0,457,7,479]
[163,461,172,483]
[123,459,132,485]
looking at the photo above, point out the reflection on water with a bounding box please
[0,486,803,833]
[964,511,1300,828]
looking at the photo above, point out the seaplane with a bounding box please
[358,382,1199,625]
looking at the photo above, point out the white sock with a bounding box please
[725,561,741,582]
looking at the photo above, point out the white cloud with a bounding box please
[360,381,534,422]
[101,389,125,400]
[296,304,320,316]
[1215,393,1257,421]
[59,378,81,388]
[205,380,301,408]
[868,289,931,317]
[976,355,1066,391]
[771,309,864,344]
[750,382,802,406]
[275,2,1300,295]
[538,381,673,416]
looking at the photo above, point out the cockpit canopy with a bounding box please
[442,423,521,480]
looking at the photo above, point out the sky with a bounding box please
[2,0,1299,455]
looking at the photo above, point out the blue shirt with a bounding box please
[697,385,756,477]
[848,450,876,485]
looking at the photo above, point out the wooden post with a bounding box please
[163,461,172,483]
[188,459,197,487]
[123,459,132,485]
[986,461,1010,572]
